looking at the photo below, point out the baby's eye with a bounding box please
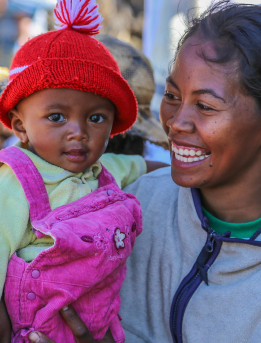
[89,114,104,123]
[48,114,65,122]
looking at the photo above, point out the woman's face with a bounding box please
[160,37,261,189]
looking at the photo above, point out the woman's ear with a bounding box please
[8,108,29,144]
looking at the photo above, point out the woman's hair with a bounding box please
[105,133,146,156]
[174,0,261,108]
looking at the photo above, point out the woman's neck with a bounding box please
[200,166,261,223]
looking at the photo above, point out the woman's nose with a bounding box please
[66,122,88,141]
[167,105,195,134]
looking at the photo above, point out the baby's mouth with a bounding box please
[64,149,88,163]
[172,143,211,163]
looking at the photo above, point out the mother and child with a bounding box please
[0,0,167,342]
[1,0,261,342]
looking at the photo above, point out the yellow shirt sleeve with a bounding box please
[100,154,147,189]
[0,164,33,297]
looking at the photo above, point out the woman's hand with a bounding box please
[145,160,170,173]
[28,305,116,343]
[0,297,11,343]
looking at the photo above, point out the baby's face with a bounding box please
[11,88,115,173]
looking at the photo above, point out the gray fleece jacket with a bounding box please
[120,167,261,343]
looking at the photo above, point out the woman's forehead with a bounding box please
[175,37,230,75]
[171,38,240,99]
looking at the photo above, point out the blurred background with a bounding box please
[0,0,260,162]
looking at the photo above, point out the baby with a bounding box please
[0,0,152,342]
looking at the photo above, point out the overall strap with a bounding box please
[0,146,51,221]
[98,164,118,188]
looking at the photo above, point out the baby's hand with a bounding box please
[28,305,115,343]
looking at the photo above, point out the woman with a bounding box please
[120,2,261,342]
[6,1,261,342]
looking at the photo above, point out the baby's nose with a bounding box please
[66,122,88,141]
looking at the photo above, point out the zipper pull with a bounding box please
[196,232,216,286]
[198,265,208,286]
[205,232,215,253]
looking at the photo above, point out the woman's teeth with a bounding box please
[172,144,210,163]
[174,153,210,162]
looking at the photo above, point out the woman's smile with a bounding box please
[171,142,211,164]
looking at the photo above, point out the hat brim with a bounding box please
[0,58,138,137]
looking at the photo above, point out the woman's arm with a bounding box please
[29,305,115,343]
[145,160,170,173]
[0,297,11,343]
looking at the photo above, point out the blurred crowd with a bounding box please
[0,0,144,68]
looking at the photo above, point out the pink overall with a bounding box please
[0,147,142,343]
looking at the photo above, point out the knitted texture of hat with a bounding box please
[0,0,138,137]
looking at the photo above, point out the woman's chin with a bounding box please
[171,167,208,189]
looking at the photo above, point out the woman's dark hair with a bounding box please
[105,133,146,156]
[175,0,261,108]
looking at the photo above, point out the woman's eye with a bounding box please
[89,114,104,123]
[197,103,214,111]
[163,92,180,101]
[48,114,65,122]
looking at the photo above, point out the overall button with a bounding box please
[27,292,36,301]
[107,190,115,196]
[31,270,40,279]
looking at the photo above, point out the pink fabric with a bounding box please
[0,147,142,343]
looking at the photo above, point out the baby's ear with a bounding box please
[8,108,29,144]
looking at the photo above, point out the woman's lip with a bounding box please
[171,151,211,167]
[171,141,210,153]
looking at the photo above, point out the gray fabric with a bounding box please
[120,167,261,343]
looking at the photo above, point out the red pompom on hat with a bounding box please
[0,0,138,137]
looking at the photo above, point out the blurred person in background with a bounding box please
[0,0,7,15]
[0,66,12,148]
[97,0,144,49]
[0,0,56,67]
[0,67,18,148]
[96,34,169,162]
[13,15,33,54]
[0,0,16,67]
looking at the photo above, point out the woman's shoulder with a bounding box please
[124,166,177,189]
[123,166,180,204]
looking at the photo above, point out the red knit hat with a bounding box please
[0,0,138,137]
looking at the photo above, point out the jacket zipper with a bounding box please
[171,271,200,342]
[170,229,221,343]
